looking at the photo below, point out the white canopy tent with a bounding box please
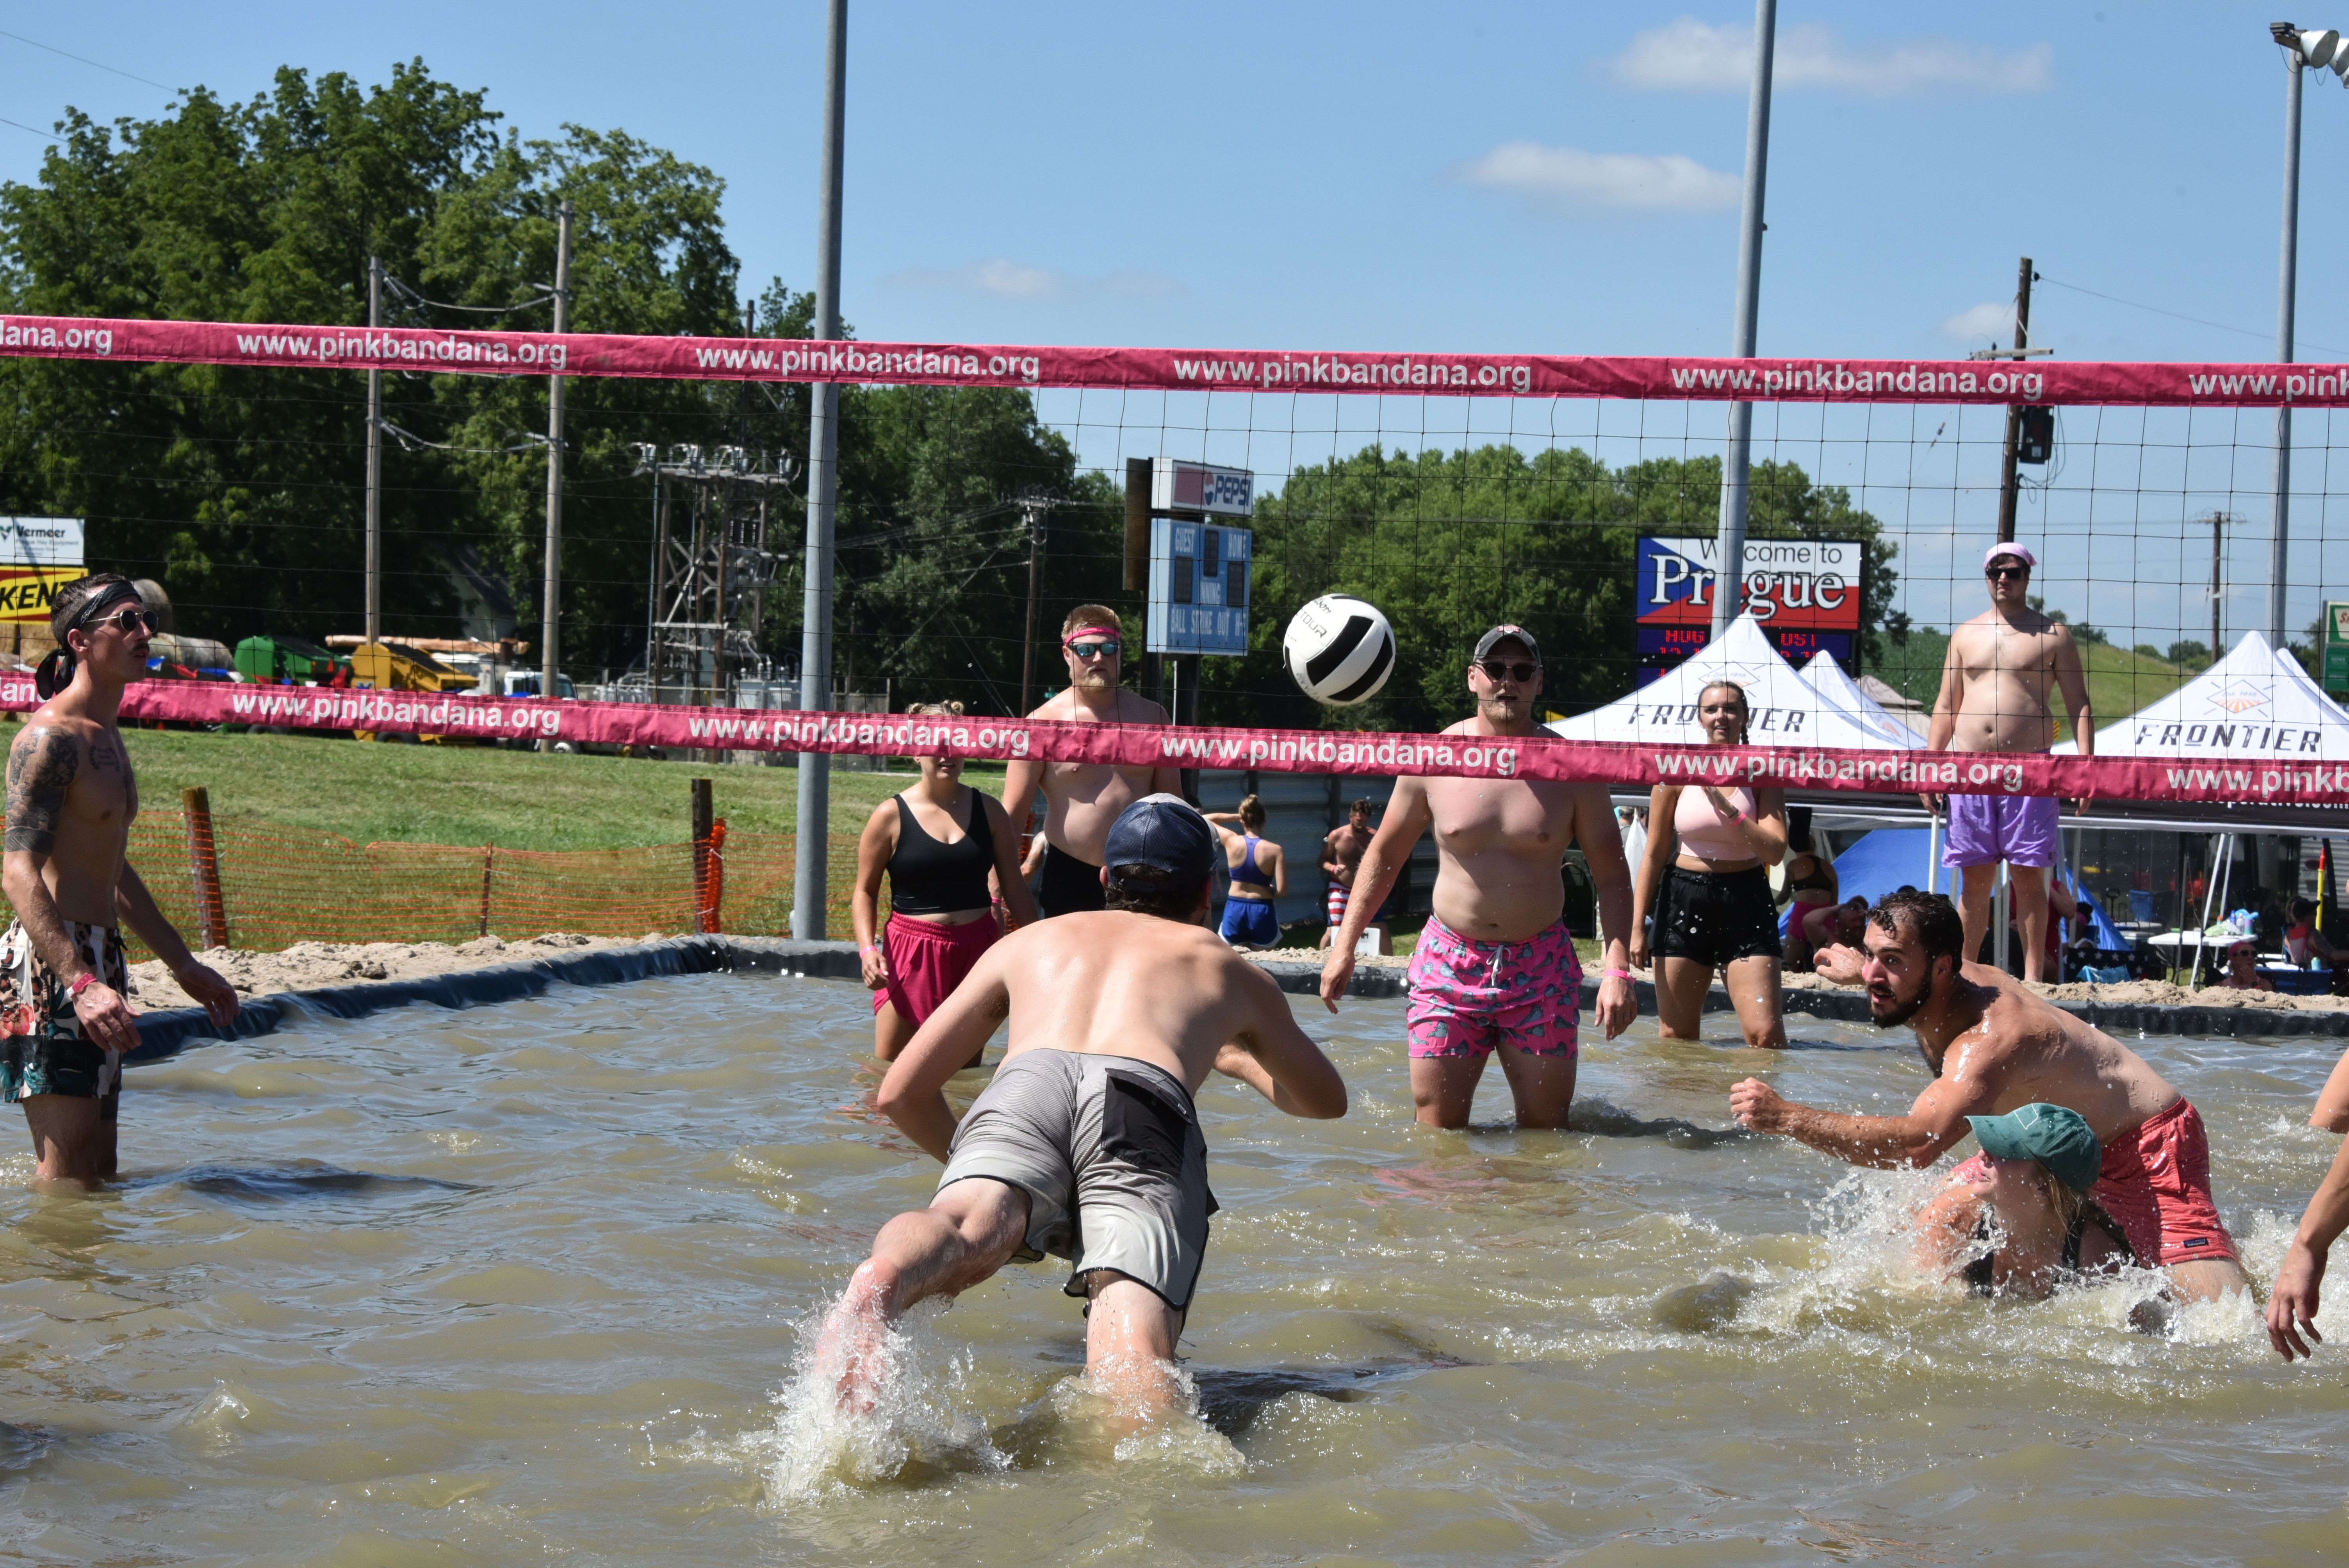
[1797,649,1924,749]
[1548,613,1909,753]
[2053,628,2349,763]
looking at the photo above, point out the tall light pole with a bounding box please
[365,255,383,649]
[1711,0,1777,640]
[2268,22,2349,647]
[793,0,848,941]
[538,198,572,747]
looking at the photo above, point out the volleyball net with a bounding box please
[4,312,2346,808]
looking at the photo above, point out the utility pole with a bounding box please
[1018,496,1048,714]
[365,255,383,649]
[1710,0,1777,640]
[2211,510,2228,664]
[2272,21,2305,649]
[793,0,848,941]
[1996,257,2035,544]
[538,198,572,750]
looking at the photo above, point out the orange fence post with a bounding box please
[479,845,495,938]
[690,777,713,934]
[700,820,727,933]
[181,786,227,950]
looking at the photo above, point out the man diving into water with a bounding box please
[1729,889,2247,1303]
[823,795,1347,1412]
[2,575,240,1185]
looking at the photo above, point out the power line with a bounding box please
[2038,274,2349,358]
[0,27,170,91]
[0,115,58,142]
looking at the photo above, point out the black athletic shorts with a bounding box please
[1039,843,1106,917]
[1653,865,1782,968]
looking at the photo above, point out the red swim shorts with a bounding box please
[877,914,998,1027]
[2090,1098,2237,1267]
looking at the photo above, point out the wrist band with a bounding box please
[1603,968,1632,980]
[67,973,96,1000]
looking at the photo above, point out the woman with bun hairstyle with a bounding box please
[1629,680,1790,1048]
[851,702,1038,1064]
[1204,794,1287,950]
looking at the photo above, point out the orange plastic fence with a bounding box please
[122,811,860,956]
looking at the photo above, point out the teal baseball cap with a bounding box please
[1967,1102,2102,1194]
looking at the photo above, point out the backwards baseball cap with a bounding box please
[1473,624,1542,666]
[1102,793,1217,894]
[1967,1101,2101,1193]
[1983,543,2037,571]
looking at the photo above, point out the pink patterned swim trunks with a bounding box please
[1405,914,1582,1060]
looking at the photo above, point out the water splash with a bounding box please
[726,1295,1007,1502]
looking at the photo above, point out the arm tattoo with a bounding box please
[4,732,79,855]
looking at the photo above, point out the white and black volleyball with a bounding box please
[1283,593,1397,707]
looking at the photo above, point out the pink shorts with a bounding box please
[877,914,998,1027]
[1405,914,1582,1060]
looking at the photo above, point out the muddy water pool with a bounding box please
[0,971,2342,1564]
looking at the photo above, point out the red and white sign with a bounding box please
[15,677,2347,808]
[1,313,2344,407]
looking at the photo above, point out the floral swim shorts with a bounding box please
[0,919,128,1121]
[1404,914,1582,1061]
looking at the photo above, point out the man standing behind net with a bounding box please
[1319,626,1637,1128]
[2,575,239,1185]
[1922,544,2091,982]
[1006,606,1182,918]
[1318,796,1376,950]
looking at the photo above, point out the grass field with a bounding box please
[1866,629,2196,742]
[96,725,968,849]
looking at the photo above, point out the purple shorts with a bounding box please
[1405,915,1582,1061]
[1942,793,2059,869]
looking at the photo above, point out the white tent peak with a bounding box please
[1548,613,1915,752]
[2053,628,2349,756]
[1798,649,1925,747]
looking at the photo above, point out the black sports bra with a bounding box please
[1960,1204,2135,1295]
[888,790,995,915]
[1785,854,1837,897]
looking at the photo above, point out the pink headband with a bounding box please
[1063,627,1119,646]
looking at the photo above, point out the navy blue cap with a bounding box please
[1103,793,1217,891]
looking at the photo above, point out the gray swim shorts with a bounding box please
[937,1048,1218,1313]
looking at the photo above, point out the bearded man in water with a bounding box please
[1729,889,2246,1303]
[1005,605,1182,918]
[1320,625,1636,1129]
[821,795,1347,1413]
[2,575,240,1185]
[1923,543,2093,980]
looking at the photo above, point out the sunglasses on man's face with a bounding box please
[93,606,158,637]
[1478,659,1538,683]
[1066,640,1120,661]
[1985,565,2029,581]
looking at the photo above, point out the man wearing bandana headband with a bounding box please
[1005,604,1183,917]
[2,574,239,1185]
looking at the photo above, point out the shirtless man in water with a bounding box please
[1320,626,1636,1128]
[823,795,1346,1413]
[1317,796,1376,950]
[1005,604,1182,918]
[1730,889,2246,1303]
[2,575,239,1185]
[1923,543,2092,981]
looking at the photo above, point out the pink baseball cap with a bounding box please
[1984,543,2037,571]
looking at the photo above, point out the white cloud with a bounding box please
[883,260,1183,304]
[1612,18,2052,98]
[1942,301,2016,342]
[1457,142,1739,212]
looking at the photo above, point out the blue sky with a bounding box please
[3,2,2345,646]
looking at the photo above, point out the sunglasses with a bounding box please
[91,606,159,636]
[1478,659,1538,683]
[1985,565,2030,581]
[1066,639,1120,661]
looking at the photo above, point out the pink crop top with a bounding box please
[1675,785,1756,862]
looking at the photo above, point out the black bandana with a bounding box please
[35,584,146,700]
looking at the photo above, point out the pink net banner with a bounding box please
[11,675,2347,809]
[0,312,2339,407]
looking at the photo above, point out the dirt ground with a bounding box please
[127,932,659,1010]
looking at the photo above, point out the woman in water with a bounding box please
[850,702,1039,1062]
[1776,808,1840,971]
[1912,1103,2135,1298]
[1204,794,1287,950]
[1629,681,1790,1048]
